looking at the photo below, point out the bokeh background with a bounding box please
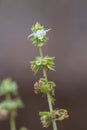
[0,0,87,130]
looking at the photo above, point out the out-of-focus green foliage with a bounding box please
[0,78,18,96]
[0,78,23,124]
[20,127,28,130]
[0,98,23,111]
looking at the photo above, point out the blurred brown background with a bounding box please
[0,0,87,130]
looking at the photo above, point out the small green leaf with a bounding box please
[39,111,50,116]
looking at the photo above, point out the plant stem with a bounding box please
[39,47,57,130]
[6,94,16,130]
[10,111,16,130]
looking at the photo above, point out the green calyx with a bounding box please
[39,109,69,128]
[31,37,48,47]
[39,78,56,93]
[30,56,55,74]
[34,78,56,104]
[31,22,44,32]
[34,78,56,94]
[39,111,51,128]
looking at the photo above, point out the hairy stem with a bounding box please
[39,47,57,130]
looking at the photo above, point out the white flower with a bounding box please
[34,29,46,40]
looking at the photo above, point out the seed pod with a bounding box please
[63,110,69,119]
[38,80,43,86]
[31,64,35,72]
[51,89,55,97]
[58,109,69,120]
[34,82,39,94]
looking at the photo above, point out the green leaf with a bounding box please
[39,111,50,116]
